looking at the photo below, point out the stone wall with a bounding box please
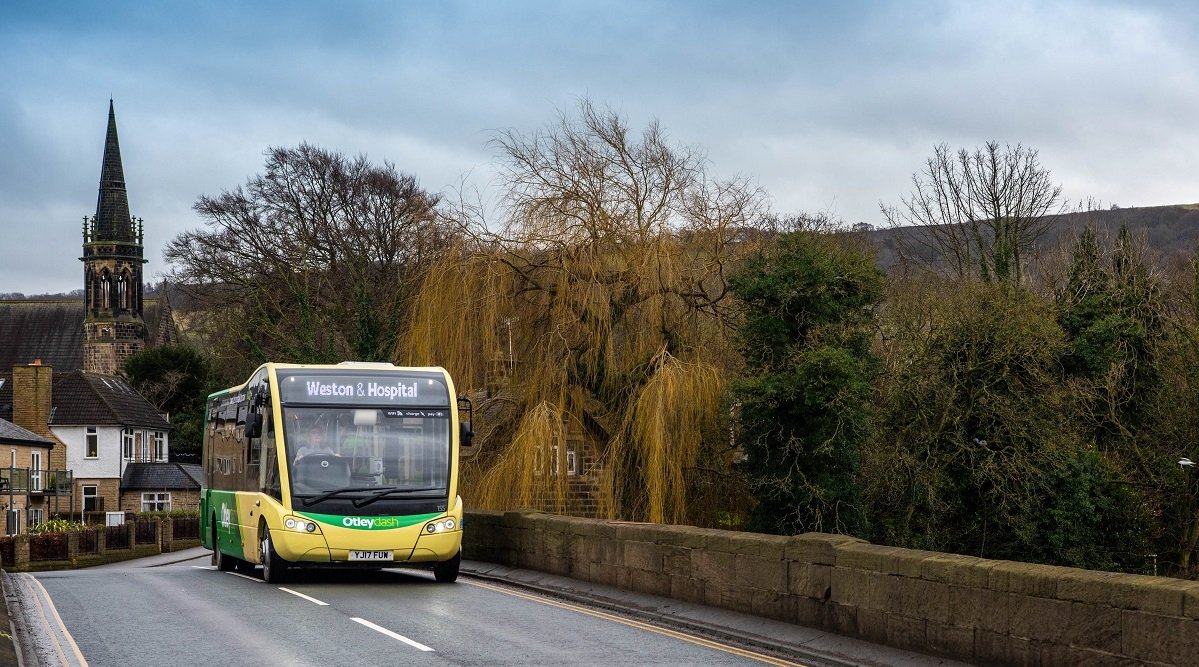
[463,510,1199,667]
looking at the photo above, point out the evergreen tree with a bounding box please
[123,345,215,464]
[730,229,883,536]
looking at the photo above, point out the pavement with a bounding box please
[2,548,975,667]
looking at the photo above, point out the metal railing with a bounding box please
[0,468,74,495]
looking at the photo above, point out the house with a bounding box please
[48,366,173,516]
[120,462,202,513]
[0,415,59,534]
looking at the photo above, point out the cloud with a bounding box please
[2,1,1197,294]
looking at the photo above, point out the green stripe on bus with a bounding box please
[296,511,441,530]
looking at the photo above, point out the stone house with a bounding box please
[0,414,59,534]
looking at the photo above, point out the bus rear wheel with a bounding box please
[433,550,460,583]
[259,525,288,584]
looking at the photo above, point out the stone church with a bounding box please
[0,102,197,532]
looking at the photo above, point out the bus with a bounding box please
[200,362,471,583]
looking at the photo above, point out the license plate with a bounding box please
[349,550,393,561]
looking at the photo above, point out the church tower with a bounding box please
[81,100,147,375]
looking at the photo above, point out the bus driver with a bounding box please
[293,415,337,461]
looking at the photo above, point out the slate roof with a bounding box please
[49,371,171,430]
[121,462,202,490]
[0,417,54,447]
[0,298,180,422]
[0,298,177,378]
[0,301,85,373]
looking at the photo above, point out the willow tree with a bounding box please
[401,101,764,523]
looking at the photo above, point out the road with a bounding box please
[5,550,971,667]
[8,553,807,667]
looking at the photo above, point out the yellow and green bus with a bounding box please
[200,362,471,583]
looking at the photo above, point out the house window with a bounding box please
[27,508,43,529]
[138,431,149,462]
[86,427,99,458]
[30,452,41,491]
[122,428,134,460]
[141,492,170,512]
[154,432,166,462]
[82,485,99,512]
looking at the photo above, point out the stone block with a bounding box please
[1108,576,1195,616]
[622,540,661,573]
[835,542,931,578]
[833,568,893,610]
[895,576,949,624]
[589,561,619,587]
[974,628,1028,667]
[925,622,975,659]
[661,545,692,577]
[692,548,737,584]
[1061,601,1121,654]
[948,584,1008,634]
[789,562,832,599]
[989,560,1060,598]
[856,607,888,644]
[828,602,858,636]
[1007,595,1073,642]
[795,597,828,629]
[751,591,795,622]
[669,575,706,604]
[1054,569,1121,606]
[921,552,996,588]
[722,586,756,614]
[651,524,710,549]
[1120,609,1199,664]
[629,568,670,597]
[708,531,765,556]
[885,614,927,652]
[734,554,787,592]
[785,532,863,566]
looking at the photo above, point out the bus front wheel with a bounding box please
[212,520,235,571]
[259,525,288,584]
[433,550,460,583]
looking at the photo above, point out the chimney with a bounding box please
[12,362,55,437]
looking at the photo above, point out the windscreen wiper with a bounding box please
[300,486,379,506]
[352,486,443,508]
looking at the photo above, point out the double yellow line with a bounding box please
[466,579,808,667]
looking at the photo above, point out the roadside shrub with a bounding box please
[28,519,87,534]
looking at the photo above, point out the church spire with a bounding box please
[81,100,147,375]
[92,99,136,243]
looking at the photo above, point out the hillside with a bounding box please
[865,203,1199,274]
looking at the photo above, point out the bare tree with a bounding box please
[882,141,1065,286]
[166,144,446,377]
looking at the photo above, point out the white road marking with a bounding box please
[350,618,434,652]
[225,571,261,582]
[278,587,328,605]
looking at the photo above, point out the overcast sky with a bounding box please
[2,0,1196,295]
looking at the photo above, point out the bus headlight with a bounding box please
[284,516,318,533]
[423,518,457,534]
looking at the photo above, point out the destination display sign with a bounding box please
[277,371,450,407]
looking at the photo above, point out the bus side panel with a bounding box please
[205,489,256,561]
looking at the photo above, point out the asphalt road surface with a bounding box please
[5,549,971,667]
